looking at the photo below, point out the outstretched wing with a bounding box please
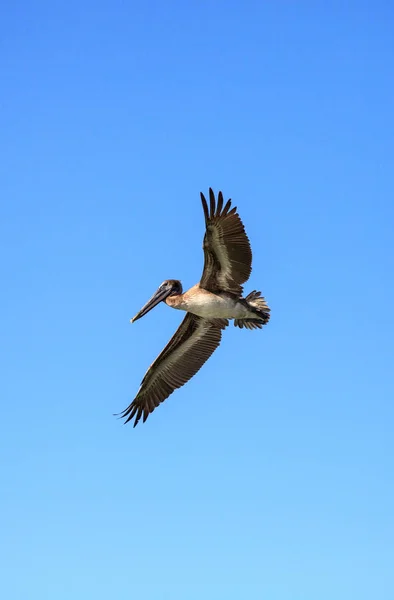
[120,314,228,427]
[200,188,252,296]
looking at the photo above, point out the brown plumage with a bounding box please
[120,314,228,426]
[119,188,270,427]
[200,189,252,296]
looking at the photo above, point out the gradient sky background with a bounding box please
[1,2,393,599]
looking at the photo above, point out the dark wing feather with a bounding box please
[200,188,252,296]
[120,314,228,427]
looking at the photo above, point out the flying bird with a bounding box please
[121,188,270,426]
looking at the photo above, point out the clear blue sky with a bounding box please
[1,1,393,599]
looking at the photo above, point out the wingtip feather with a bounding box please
[216,191,224,216]
[209,188,215,219]
[200,192,209,222]
[222,199,232,215]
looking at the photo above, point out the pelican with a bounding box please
[121,188,270,426]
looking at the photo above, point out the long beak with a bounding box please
[131,285,172,323]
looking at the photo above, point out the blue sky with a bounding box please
[1,1,393,598]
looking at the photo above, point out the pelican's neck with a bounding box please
[165,293,187,310]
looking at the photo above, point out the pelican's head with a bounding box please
[131,280,183,323]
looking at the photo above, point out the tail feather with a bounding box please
[234,318,264,330]
[234,290,270,329]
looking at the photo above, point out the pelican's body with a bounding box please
[166,285,255,320]
[120,188,270,426]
